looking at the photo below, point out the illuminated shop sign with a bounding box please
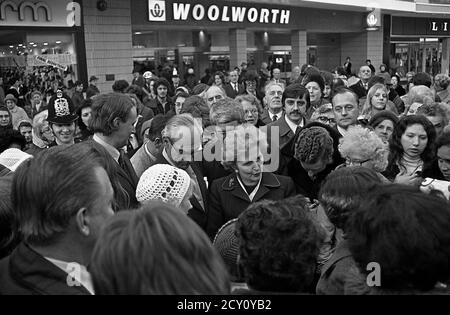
[148,0,291,25]
[0,0,77,27]
[392,16,450,37]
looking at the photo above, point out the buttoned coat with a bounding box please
[206,172,296,239]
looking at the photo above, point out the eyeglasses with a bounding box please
[245,81,257,86]
[345,157,372,166]
[317,116,336,124]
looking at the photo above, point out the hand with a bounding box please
[394,173,421,186]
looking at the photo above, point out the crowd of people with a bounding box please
[0,58,450,295]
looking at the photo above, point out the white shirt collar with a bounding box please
[268,111,281,121]
[162,148,176,167]
[93,134,120,163]
[337,125,349,137]
[45,257,95,295]
[236,174,263,202]
[284,115,304,134]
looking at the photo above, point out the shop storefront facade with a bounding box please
[130,0,377,78]
[389,15,450,76]
[0,0,87,83]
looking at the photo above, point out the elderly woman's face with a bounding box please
[371,88,388,110]
[236,155,263,186]
[242,101,258,126]
[374,119,394,143]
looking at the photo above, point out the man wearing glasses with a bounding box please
[243,71,264,104]
[332,87,360,138]
[154,114,209,231]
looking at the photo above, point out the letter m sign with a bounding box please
[149,0,166,22]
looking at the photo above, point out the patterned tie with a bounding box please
[272,115,278,122]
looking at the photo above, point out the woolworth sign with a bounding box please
[148,0,291,25]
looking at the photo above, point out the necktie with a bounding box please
[272,115,278,122]
[234,83,238,93]
[186,166,205,211]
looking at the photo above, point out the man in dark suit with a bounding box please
[90,92,140,210]
[86,76,100,99]
[224,70,245,99]
[350,65,373,99]
[266,84,310,150]
[0,144,115,295]
[156,114,209,231]
[265,84,310,174]
[30,91,48,118]
[260,82,285,125]
[269,68,287,90]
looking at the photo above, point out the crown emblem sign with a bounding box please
[54,98,71,117]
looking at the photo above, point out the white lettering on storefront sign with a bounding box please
[169,2,290,24]
[0,0,52,21]
[431,21,449,32]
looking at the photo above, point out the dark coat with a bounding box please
[260,109,284,126]
[86,84,100,99]
[147,98,173,116]
[224,82,245,99]
[265,114,297,152]
[282,122,345,200]
[349,80,367,99]
[0,243,91,295]
[206,172,296,239]
[30,101,48,118]
[90,139,140,210]
[382,159,444,183]
[71,91,84,109]
[316,240,356,295]
[152,153,210,231]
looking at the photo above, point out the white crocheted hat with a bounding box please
[0,148,33,172]
[136,164,191,207]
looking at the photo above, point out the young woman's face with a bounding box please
[0,110,10,127]
[401,124,428,158]
[81,107,92,128]
[215,75,223,86]
[175,97,186,115]
[371,88,388,110]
